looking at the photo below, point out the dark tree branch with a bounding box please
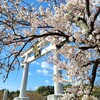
[90,7,100,32]
[90,58,100,94]
[53,0,57,6]
[34,31,69,39]
[13,31,69,41]
[2,31,69,46]
[82,62,92,68]
[85,0,91,17]
[81,59,99,68]
[37,25,54,28]
[78,44,98,50]
[94,7,100,22]
[56,39,67,49]
[3,38,33,82]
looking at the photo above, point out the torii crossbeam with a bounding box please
[14,37,64,100]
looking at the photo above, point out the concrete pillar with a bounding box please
[14,55,30,100]
[3,89,8,100]
[47,53,63,100]
[54,53,63,94]
[54,65,63,94]
[19,63,29,97]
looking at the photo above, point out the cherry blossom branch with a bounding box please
[3,38,33,82]
[34,31,69,39]
[13,31,69,41]
[2,31,69,46]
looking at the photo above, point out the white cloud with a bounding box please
[31,61,40,65]
[42,69,49,75]
[36,69,42,73]
[34,86,39,90]
[36,69,49,75]
[28,72,33,76]
[41,61,53,70]
[45,80,49,83]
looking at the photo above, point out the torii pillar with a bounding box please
[47,53,63,100]
[54,53,63,94]
[14,54,30,100]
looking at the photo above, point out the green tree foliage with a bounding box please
[36,86,54,96]
[92,86,100,98]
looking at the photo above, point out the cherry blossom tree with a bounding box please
[0,0,100,99]
[0,0,67,81]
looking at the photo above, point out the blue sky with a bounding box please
[0,55,54,91]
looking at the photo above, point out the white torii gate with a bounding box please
[14,38,64,100]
